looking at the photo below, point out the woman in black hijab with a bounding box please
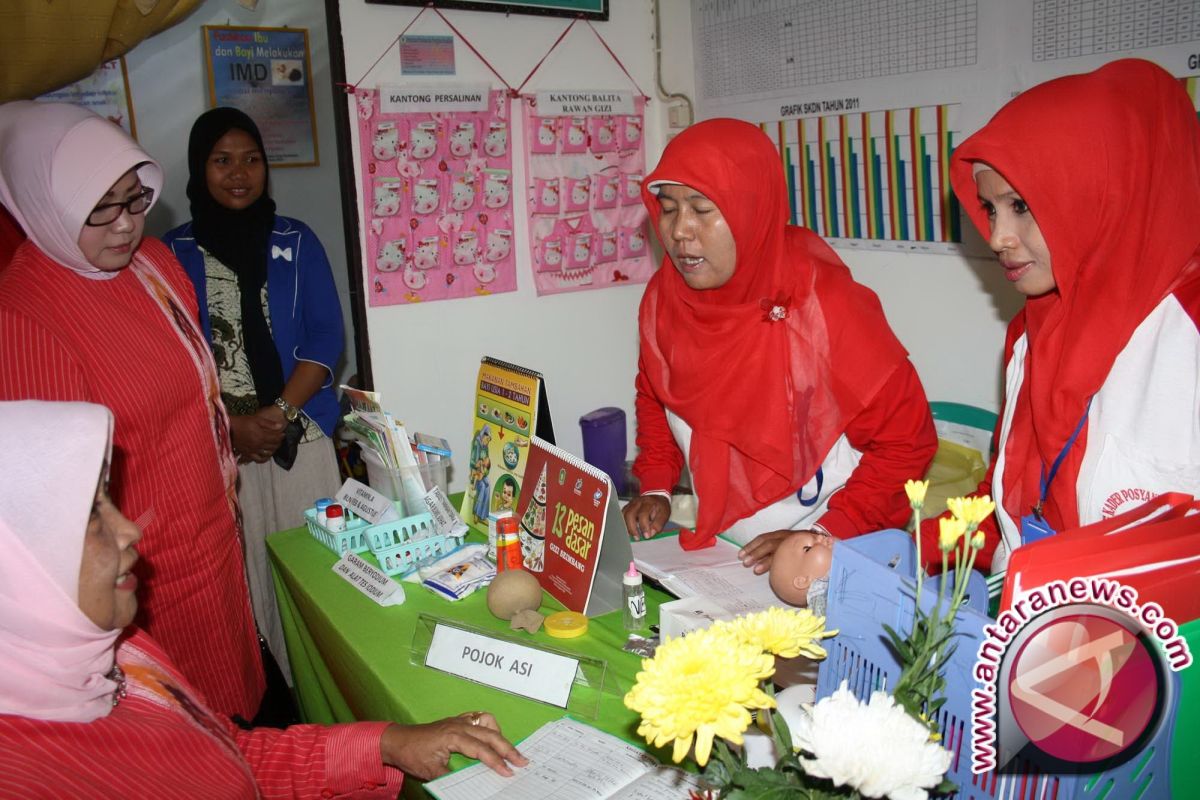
[164,108,345,696]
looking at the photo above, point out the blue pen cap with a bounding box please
[314,497,334,512]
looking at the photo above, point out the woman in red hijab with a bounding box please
[623,118,937,571]
[943,59,1200,572]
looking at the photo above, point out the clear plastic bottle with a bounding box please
[622,561,646,631]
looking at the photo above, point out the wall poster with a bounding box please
[37,58,137,138]
[356,85,517,305]
[203,25,319,167]
[521,91,654,296]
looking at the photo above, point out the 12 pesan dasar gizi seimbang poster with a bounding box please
[357,84,516,306]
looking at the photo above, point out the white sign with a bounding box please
[380,83,490,114]
[332,552,406,607]
[535,90,634,116]
[424,485,469,539]
[336,478,400,525]
[424,623,578,708]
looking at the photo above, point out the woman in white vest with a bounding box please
[945,58,1200,572]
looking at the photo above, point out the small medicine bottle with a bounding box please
[325,503,346,533]
[622,561,646,631]
[314,498,333,527]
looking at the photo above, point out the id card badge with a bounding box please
[1021,513,1057,545]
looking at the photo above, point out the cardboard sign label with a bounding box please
[424,623,577,707]
[535,90,634,116]
[380,83,490,113]
[332,552,406,607]
[337,478,400,525]
[424,485,469,538]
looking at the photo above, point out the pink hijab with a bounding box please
[0,101,162,279]
[0,401,124,722]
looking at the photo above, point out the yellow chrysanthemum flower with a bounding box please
[624,626,775,766]
[947,496,996,527]
[724,606,836,660]
[970,529,985,550]
[938,517,967,552]
[904,479,930,508]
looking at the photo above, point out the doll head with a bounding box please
[768,532,833,607]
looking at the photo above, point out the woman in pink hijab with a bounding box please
[0,401,525,797]
[0,101,265,720]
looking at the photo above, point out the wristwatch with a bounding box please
[274,397,300,422]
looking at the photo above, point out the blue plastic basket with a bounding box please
[817,529,1179,800]
[303,507,372,555]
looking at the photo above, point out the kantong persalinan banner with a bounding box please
[356,84,517,305]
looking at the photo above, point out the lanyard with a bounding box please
[1035,397,1093,518]
[797,466,824,507]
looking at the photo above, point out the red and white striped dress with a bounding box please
[0,238,264,719]
[0,630,401,799]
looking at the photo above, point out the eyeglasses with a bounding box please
[85,187,155,227]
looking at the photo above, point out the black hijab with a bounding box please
[186,107,282,407]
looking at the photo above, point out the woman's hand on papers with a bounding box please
[623,494,671,539]
[380,712,528,780]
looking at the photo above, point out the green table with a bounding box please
[267,519,672,787]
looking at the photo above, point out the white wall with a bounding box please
[123,0,356,382]
[338,0,674,491]
[655,0,1017,414]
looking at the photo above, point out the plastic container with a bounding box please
[361,447,450,515]
[303,500,463,577]
[579,407,626,495]
[622,561,646,631]
[818,529,1180,800]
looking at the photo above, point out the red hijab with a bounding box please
[639,118,907,546]
[950,59,1200,531]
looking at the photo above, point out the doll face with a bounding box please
[78,169,149,272]
[601,180,618,203]
[656,184,737,290]
[600,233,617,257]
[566,120,587,146]
[537,120,556,146]
[543,241,562,265]
[541,183,559,208]
[596,121,614,144]
[206,128,266,211]
[624,116,641,143]
[767,532,833,607]
[976,168,1054,297]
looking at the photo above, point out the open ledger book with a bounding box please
[631,532,780,614]
[425,718,708,800]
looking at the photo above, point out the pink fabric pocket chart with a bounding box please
[357,86,516,306]
[521,92,654,296]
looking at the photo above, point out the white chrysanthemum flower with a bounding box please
[791,681,952,800]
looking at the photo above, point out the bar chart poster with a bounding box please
[760,105,962,255]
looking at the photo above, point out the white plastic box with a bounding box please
[361,447,450,516]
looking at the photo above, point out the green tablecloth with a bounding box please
[267,516,671,782]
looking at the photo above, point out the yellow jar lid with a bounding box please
[544,611,588,639]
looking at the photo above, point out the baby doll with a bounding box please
[768,532,833,614]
